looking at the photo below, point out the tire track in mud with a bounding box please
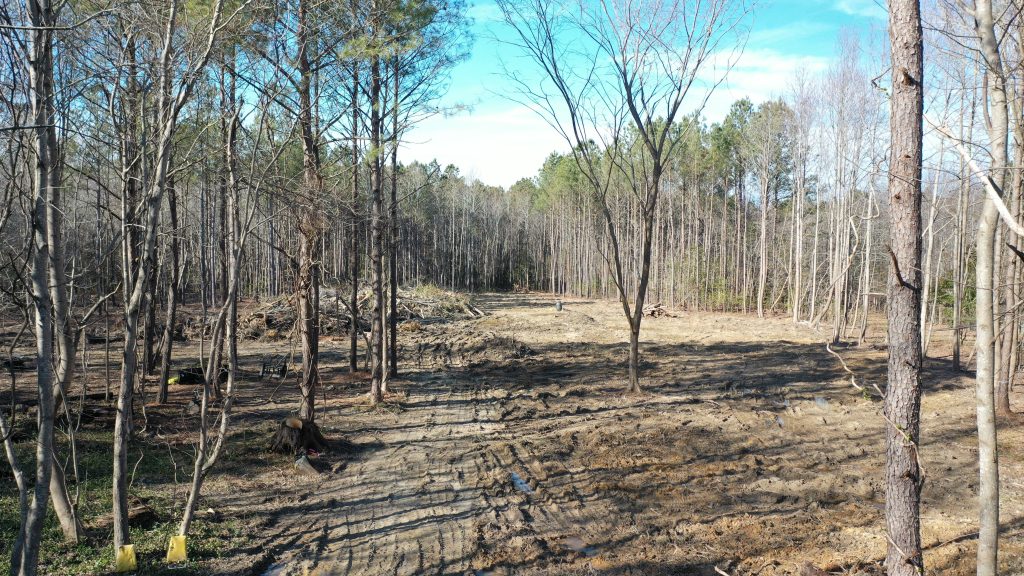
[256,310,613,575]
[261,371,508,575]
[338,381,466,575]
[236,297,1024,576]
[471,423,617,573]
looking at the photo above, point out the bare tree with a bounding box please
[2,0,89,550]
[11,0,60,569]
[743,99,791,318]
[788,70,816,324]
[970,2,1008,572]
[255,0,352,418]
[156,177,182,404]
[293,0,326,421]
[110,0,235,556]
[497,0,749,391]
[178,86,286,536]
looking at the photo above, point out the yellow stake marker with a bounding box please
[114,544,137,573]
[166,535,187,563]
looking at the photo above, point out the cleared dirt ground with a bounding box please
[185,293,1024,575]
[5,292,1024,575]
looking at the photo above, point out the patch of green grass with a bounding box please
[1,422,256,575]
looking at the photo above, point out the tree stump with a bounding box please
[270,416,329,455]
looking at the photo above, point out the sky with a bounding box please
[400,0,888,189]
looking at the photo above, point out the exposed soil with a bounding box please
[197,293,1024,575]
[5,293,1024,575]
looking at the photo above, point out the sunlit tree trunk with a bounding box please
[972,2,1006,572]
[296,0,323,421]
[369,23,385,403]
[884,1,925,573]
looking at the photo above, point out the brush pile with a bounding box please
[237,285,484,340]
[642,303,678,318]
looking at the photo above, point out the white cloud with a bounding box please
[834,0,887,20]
[698,47,832,121]
[402,105,568,188]
[467,2,503,24]
[746,21,832,47]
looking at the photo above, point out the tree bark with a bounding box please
[349,61,361,373]
[973,2,1006,572]
[18,2,60,569]
[296,0,322,422]
[297,231,320,421]
[388,56,400,379]
[157,181,181,404]
[369,41,385,404]
[757,179,768,318]
[40,71,85,547]
[884,2,925,574]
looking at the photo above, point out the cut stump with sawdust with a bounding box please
[270,415,329,455]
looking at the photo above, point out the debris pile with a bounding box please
[239,295,303,340]
[414,332,534,367]
[394,287,484,321]
[237,285,484,340]
[642,303,678,318]
[182,316,213,341]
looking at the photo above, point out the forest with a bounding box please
[1,0,1023,574]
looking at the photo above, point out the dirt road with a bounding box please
[203,293,1024,575]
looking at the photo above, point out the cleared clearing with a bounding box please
[173,293,1024,575]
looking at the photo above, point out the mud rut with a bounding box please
[221,294,1024,576]
[259,370,626,575]
[253,307,635,575]
[256,377,485,574]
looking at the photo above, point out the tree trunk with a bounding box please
[180,100,241,535]
[111,0,226,552]
[857,189,874,345]
[349,62,361,373]
[142,256,159,376]
[112,301,139,552]
[953,92,974,372]
[369,45,385,404]
[2,407,29,575]
[757,180,768,318]
[48,464,82,545]
[973,2,1006,572]
[296,0,322,422]
[18,5,60,569]
[884,2,925,573]
[792,160,804,323]
[627,320,641,392]
[388,57,400,379]
[920,143,943,357]
[996,73,1024,416]
[40,86,85,548]
[157,182,181,404]
[297,232,319,421]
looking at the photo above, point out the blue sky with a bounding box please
[401,0,888,188]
